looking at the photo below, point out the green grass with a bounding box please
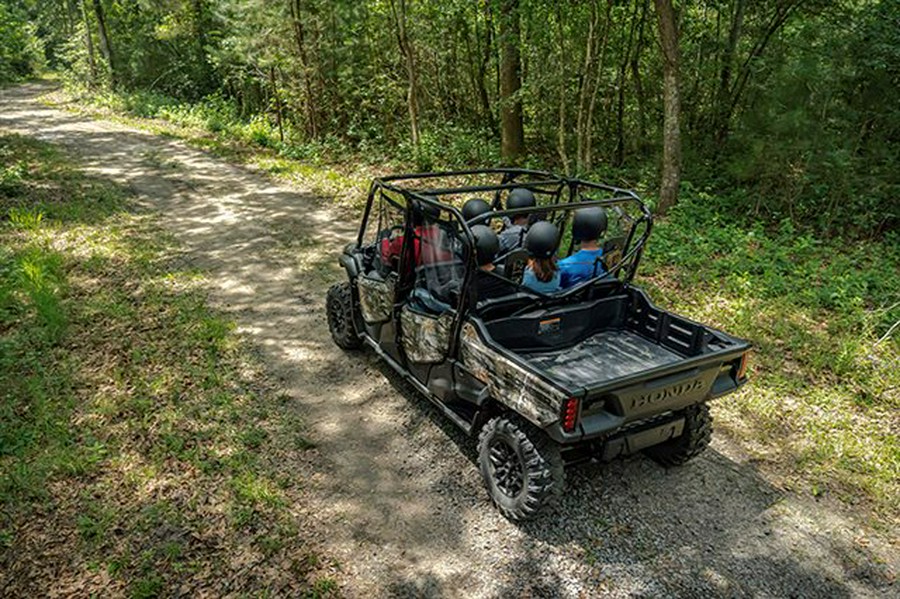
[0,134,339,596]
[641,192,899,526]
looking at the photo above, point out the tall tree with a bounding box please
[79,0,97,84]
[499,0,524,163]
[654,0,681,215]
[390,0,421,147]
[90,0,115,86]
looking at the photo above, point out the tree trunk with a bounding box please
[269,66,284,143]
[192,0,211,91]
[615,1,642,167]
[91,0,115,86]
[575,4,598,173]
[555,3,570,173]
[720,1,805,146]
[64,0,77,35]
[654,0,682,215]
[583,0,613,172]
[80,0,97,84]
[630,0,649,142]
[389,0,420,147]
[713,0,745,148]
[499,0,524,163]
[478,0,496,134]
[289,0,319,139]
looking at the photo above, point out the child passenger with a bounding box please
[559,207,608,288]
[521,221,561,294]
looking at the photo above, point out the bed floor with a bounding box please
[521,329,682,387]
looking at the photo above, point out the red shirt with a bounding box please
[381,226,451,267]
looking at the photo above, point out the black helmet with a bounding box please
[506,188,536,210]
[572,207,608,242]
[412,197,441,224]
[462,198,491,222]
[471,224,499,266]
[524,221,559,259]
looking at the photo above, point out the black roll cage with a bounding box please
[356,169,653,350]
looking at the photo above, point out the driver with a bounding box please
[558,207,608,288]
[380,198,450,268]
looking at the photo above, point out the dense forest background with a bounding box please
[1,0,898,235]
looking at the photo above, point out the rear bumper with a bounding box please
[553,412,687,465]
[544,365,747,445]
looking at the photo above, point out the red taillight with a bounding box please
[562,397,579,433]
[737,352,750,380]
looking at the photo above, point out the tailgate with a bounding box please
[581,362,726,427]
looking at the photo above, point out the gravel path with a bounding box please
[2,83,896,598]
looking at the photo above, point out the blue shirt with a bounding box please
[558,248,604,288]
[522,268,561,294]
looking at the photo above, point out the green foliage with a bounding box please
[0,1,43,83]
[13,0,898,239]
[641,190,899,516]
[708,1,900,237]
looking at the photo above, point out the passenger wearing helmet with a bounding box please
[558,207,608,288]
[462,197,492,223]
[498,188,536,253]
[521,221,561,294]
[471,224,515,301]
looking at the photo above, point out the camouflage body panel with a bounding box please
[357,276,394,323]
[400,306,454,363]
[459,322,564,427]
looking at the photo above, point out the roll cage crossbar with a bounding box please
[357,168,653,296]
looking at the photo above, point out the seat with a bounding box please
[502,248,529,283]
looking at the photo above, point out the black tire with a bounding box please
[477,415,564,521]
[644,403,713,467]
[326,282,362,350]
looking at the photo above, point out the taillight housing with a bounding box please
[562,397,579,433]
[737,351,750,380]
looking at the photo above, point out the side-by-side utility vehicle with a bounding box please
[326,169,750,520]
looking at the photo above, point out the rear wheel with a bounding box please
[326,282,362,350]
[644,403,712,466]
[477,415,564,521]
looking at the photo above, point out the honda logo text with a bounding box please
[632,379,704,409]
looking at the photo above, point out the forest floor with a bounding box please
[1,81,897,598]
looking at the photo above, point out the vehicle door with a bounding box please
[397,201,467,381]
[355,188,414,361]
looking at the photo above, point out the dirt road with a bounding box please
[1,83,895,597]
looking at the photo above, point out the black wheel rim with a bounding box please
[488,438,525,498]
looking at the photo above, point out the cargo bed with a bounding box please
[522,329,682,387]
[480,287,746,397]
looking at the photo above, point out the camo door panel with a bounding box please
[357,276,395,323]
[400,306,454,363]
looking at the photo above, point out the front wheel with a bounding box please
[477,415,564,521]
[326,282,362,350]
[644,403,713,466]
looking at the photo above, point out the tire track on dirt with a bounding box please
[2,82,895,598]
